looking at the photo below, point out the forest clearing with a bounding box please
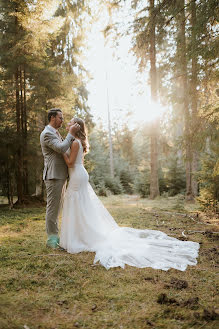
[0,0,218,328]
[0,195,218,329]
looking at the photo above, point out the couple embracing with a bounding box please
[40,108,199,271]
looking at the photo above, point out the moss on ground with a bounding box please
[0,196,218,329]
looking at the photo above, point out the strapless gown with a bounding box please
[60,139,199,270]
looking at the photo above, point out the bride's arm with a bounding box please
[63,140,79,167]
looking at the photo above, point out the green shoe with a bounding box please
[46,235,59,249]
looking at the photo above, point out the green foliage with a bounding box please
[0,0,218,207]
[197,188,218,213]
[171,194,185,211]
[166,156,186,196]
[197,148,219,212]
[104,175,124,195]
[85,129,110,187]
[95,182,111,197]
[135,169,150,198]
[120,170,134,194]
[86,127,133,195]
[0,0,92,204]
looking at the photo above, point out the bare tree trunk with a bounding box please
[104,24,114,178]
[177,0,193,200]
[23,66,29,194]
[106,74,114,179]
[14,9,23,204]
[149,0,159,199]
[35,107,45,198]
[19,67,26,196]
[6,144,14,208]
[15,67,23,204]
[7,171,14,209]
[150,123,160,199]
[35,153,44,197]
[191,0,198,196]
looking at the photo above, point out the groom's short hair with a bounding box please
[48,108,62,122]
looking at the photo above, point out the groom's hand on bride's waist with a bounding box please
[70,123,80,137]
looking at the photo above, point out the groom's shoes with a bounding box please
[57,244,65,251]
[46,235,60,249]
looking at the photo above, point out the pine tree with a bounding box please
[0,0,93,205]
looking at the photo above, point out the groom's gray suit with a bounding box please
[40,125,75,237]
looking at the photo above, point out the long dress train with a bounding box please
[60,140,199,270]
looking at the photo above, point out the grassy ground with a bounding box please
[0,195,218,329]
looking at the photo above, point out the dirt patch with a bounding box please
[194,308,219,321]
[144,277,156,283]
[164,277,188,290]
[157,294,200,310]
[204,230,219,241]
[157,293,179,305]
[177,236,188,241]
[181,297,199,309]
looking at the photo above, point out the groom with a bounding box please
[40,108,80,249]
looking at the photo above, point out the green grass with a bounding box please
[0,195,218,329]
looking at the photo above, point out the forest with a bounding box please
[0,2,219,329]
[0,0,218,211]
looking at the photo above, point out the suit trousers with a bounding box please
[44,179,66,236]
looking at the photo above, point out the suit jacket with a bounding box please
[40,125,75,180]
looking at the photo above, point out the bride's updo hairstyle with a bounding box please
[71,117,89,154]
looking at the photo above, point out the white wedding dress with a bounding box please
[60,139,199,270]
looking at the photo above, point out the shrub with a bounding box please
[97,182,111,197]
[197,153,219,213]
[197,188,219,213]
[120,170,134,194]
[166,156,186,196]
[134,170,150,198]
[104,176,124,195]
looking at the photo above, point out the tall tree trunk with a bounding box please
[35,152,44,197]
[177,0,193,200]
[191,0,198,196]
[15,67,23,204]
[36,105,48,197]
[19,67,25,195]
[14,10,23,204]
[23,66,28,194]
[149,0,160,199]
[106,71,114,179]
[6,143,14,208]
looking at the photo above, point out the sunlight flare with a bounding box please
[139,100,166,123]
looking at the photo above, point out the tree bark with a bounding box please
[6,143,14,208]
[150,124,160,199]
[190,0,198,196]
[35,156,44,197]
[149,0,160,199]
[177,0,193,200]
[15,67,23,204]
[14,9,23,204]
[23,66,29,194]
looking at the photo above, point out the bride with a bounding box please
[60,117,199,270]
